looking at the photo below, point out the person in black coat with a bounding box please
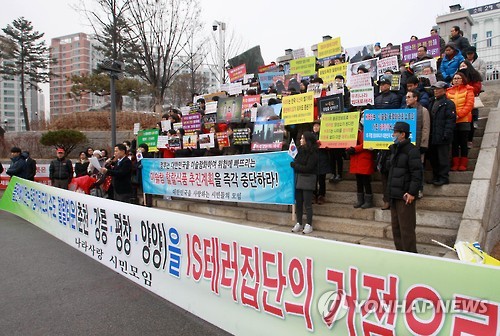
[387,122,422,253]
[101,144,133,203]
[427,82,456,186]
[6,147,28,179]
[312,121,331,205]
[290,131,319,234]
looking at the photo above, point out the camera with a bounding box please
[212,21,218,31]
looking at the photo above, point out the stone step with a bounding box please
[339,171,473,184]
[326,191,466,212]
[374,208,461,230]
[153,199,457,253]
[326,180,470,197]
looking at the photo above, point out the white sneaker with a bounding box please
[302,224,313,234]
[291,223,304,233]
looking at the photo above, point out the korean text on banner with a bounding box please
[319,112,359,148]
[282,91,314,125]
[363,108,417,149]
[318,63,348,84]
[138,129,159,152]
[289,56,316,77]
[402,35,440,63]
[1,177,499,336]
[140,152,295,205]
[317,37,342,59]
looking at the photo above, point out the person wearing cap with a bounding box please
[49,148,73,189]
[373,42,381,58]
[6,147,28,179]
[427,81,456,186]
[464,46,486,80]
[387,122,422,253]
[439,42,464,84]
[374,75,402,210]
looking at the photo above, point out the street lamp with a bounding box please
[98,59,124,147]
[212,20,226,88]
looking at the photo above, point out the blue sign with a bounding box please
[363,108,417,149]
[140,152,294,205]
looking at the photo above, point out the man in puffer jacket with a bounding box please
[387,122,422,253]
[49,147,73,189]
[6,147,28,179]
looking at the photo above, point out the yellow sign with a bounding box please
[317,37,342,59]
[282,91,315,125]
[319,112,359,148]
[289,56,316,76]
[318,63,348,84]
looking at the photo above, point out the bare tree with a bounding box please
[125,0,202,113]
[207,25,245,85]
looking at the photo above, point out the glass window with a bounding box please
[487,31,492,47]
[4,97,15,103]
[4,104,15,110]
[472,33,477,48]
[3,82,14,88]
[3,90,14,95]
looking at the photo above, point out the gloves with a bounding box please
[419,147,427,154]
[346,147,356,155]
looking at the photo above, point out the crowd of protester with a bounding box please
[1,26,486,253]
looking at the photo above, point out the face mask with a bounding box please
[393,134,400,144]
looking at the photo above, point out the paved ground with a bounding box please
[0,210,230,336]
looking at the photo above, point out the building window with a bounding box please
[472,33,477,48]
[487,31,492,47]
[4,104,15,110]
[4,97,15,103]
[3,82,14,88]
[3,90,14,95]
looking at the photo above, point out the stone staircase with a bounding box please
[149,83,499,257]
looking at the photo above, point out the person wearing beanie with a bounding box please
[464,46,486,80]
[440,42,464,83]
[6,147,28,179]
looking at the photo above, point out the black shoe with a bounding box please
[426,179,438,185]
[433,179,448,186]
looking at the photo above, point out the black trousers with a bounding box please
[452,129,469,157]
[355,174,372,194]
[296,189,313,225]
[315,174,326,197]
[329,148,344,176]
[390,199,417,253]
[428,144,450,182]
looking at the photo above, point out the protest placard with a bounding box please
[350,86,374,106]
[319,111,359,148]
[251,119,285,152]
[317,94,343,115]
[363,108,417,149]
[402,35,440,63]
[349,73,372,89]
[317,37,342,59]
[377,56,400,76]
[232,128,251,145]
[289,56,316,76]
[138,129,159,152]
[318,63,348,84]
[282,91,314,125]
[228,64,246,83]
[380,45,401,59]
[216,96,243,123]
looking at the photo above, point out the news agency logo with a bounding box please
[317,290,490,327]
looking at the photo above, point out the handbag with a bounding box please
[295,173,316,190]
[474,96,484,108]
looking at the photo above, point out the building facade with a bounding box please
[50,33,105,117]
[0,69,39,132]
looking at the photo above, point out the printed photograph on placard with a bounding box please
[182,133,198,149]
[168,135,182,150]
[216,96,243,123]
[251,119,285,152]
[198,133,215,149]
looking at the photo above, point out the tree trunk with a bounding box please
[20,70,30,131]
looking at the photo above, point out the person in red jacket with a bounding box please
[446,72,474,171]
[347,118,375,209]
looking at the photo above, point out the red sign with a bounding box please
[228,64,247,83]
